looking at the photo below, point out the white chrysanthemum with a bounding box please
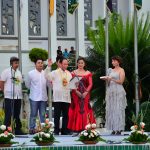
[88,135,91,138]
[41,123,45,127]
[4,134,7,137]
[143,132,148,136]
[0,125,6,130]
[39,132,44,136]
[137,131,142,134]
[140,122,145,127]
[85,124,91,130]
[49,122,54,127]
[91,123,96,129]
[90,133,94,137]
[35,133,39,136]
[0,133,5,137]
[45,133,50,138]
[130,130,135,134]
[81,131,84,135]
[96,130,100,135]
[39,138,42,141]
[130,126,135,131]
[92,130,97,136]
[83,132,88,136]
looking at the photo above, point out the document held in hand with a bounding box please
[69,76,82,89]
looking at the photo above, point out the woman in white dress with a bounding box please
[101,56,127,135]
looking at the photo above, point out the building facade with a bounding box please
[0,0,149,76]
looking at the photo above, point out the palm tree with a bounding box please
[86,13,150,130]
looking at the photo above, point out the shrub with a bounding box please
[29,48,48,63]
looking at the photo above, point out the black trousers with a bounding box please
[53,102,70,134]
[4,98,22,129]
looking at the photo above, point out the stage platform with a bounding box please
[0,135,150,150]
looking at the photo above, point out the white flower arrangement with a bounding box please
[125,122,150,144]
[0,125,15,144]
[31,119,56,144]
[77,123,105,143]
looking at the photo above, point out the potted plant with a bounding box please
[77,123,105,144]
[0,125,16,147]
[31,119,56,146]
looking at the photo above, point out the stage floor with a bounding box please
[1,134,149,150]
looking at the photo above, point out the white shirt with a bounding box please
[0,67,22,99]
[25,69,48,101]
[45,67,72,103]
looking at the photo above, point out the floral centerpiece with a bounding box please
[125,122,150,144]
[31,118,56,146]
[77,123,105,144]
[125,112,150,144]
[0,125,16,147]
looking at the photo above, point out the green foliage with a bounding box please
[131,111,144,126]
[21,119,28,134]
[140,101,150,131]
[29,48,48,63]
[87,13,150,130]
[125,131,149,143]
[0,109,4,125]
[0,91,3,98]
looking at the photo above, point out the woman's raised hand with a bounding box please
[48,59,53,67]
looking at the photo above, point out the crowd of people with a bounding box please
[0,54,127,136]
[57,46,76,59]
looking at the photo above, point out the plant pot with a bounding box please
[81,141,98,144]
[0,143,12,147]
[131,141,147,144]
[35,141,54,146]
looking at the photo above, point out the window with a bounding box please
[84,0,92,35]
[112,0,118,13]
[1,0,14,35]
[28,0,41,36]
[56,0,67,36]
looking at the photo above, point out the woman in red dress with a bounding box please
[68,57,96,133]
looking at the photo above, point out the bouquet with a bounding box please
[125,112,150,144]
[31,119,56,145]
[125,122,150,144]
[0,125,15,145]
[77,123,105,144]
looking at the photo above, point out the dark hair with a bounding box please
[111,55,122,65]
[34,58,44,64]
[77,57,86,69]
[56,56,63,63]
[10,56,19,65]
[59,57,67,63]
[58,46,61,49]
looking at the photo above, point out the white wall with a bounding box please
[118,0,130,20]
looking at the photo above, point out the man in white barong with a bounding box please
[45,57,72,135]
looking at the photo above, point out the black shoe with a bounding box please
[115,131,121,135]
[54,132,59,135]
[111,131,116,135]
[15,129,26,135]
